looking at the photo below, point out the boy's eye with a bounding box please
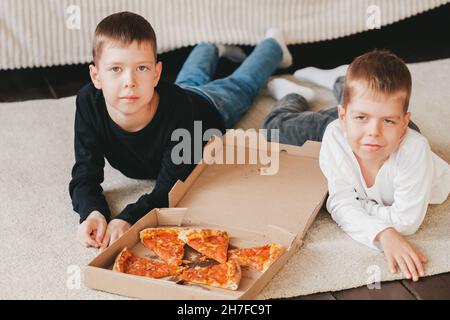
[137,66,149,71]
[110,67,121,73]
[384,119,396,125]
[355,116,367,121]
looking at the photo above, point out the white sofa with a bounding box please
[0,0,448,70]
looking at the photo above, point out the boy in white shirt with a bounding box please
[263,50,450,282]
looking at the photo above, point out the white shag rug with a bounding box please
[0,58,449,299]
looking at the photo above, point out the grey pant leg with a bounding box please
[263,94,338,146]
[333,76,345,104]
[318,106,339,118]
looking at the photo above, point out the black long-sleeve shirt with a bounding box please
[69,81,225,225]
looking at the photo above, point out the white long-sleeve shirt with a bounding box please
[319,120,450,250]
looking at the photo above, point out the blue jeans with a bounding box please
[175,39,283,128]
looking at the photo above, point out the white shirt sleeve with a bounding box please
[319,124,392,250]
[362,135,433,235]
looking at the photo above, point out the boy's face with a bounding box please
[338,85,411,166]
[89,40,162,117]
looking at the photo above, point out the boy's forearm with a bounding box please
[69,179,111,223]
[374,226,395,242]
[78,202,111,224]
[113,159,195,225]
[361,197,428,235]
[327,190,393,250]
[114,188,168,225]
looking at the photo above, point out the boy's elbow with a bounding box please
[395,223,420,236]
[392,208,427,236]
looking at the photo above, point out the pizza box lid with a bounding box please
[168,130,327,240]
[84,130,328,299]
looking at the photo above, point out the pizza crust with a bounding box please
[262,244,284,272]
[226,258,242,290]
[113,247,133,273]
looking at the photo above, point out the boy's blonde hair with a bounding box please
[92,11,157,65]
[343,50,412,113]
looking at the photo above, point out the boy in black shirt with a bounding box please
[69,11,292,251]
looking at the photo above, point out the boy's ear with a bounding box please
[338,104,347,129]
[89,64,102,89]
[338,104,346,120]
[153,61,163,87]
[403,111,411,131]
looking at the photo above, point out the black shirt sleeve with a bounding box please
[69,94,111,223]
[113,143,196,225]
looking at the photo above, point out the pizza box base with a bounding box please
[84,131,328,300]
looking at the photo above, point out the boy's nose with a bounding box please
[123,72,137,88]
[124,80,136,88]
[367,121,382,136]
[125,82,136,88]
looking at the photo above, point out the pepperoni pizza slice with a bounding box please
[140,227,186,265]
[113,247,185,279]
[227,244,284,272]
[179,229,229,264]
[179,259,242,290]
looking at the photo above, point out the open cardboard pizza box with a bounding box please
[84,130,328,299]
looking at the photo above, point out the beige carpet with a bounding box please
[0,58,449,299]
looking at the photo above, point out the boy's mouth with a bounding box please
[362,144,382,151]
[119,95,140,102]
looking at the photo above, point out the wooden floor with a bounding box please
[1,5,449,300]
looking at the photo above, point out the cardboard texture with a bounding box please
[84,131,328,299]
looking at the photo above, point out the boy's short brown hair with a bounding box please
[92,11,157,65]
[343,50,412,113]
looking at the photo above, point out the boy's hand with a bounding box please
[77,210,107,248]
[100,219,131,252]
[376,227,428,282]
